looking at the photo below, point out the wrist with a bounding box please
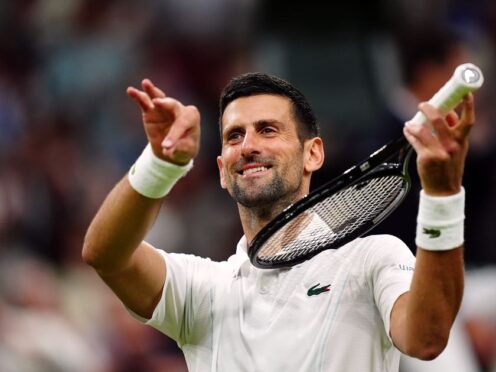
[419,184,463,197]
[415,188,465,251]
[128,144,193,199]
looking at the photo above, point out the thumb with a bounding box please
[163,106,200,149]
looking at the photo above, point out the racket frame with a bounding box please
[249,136,413,268]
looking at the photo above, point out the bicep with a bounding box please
[98,241,166,319]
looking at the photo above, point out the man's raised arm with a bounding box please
[390,94,475,360]
[82,79,200,319]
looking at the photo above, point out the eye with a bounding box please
[260,126,276,135]
[226,130,243,143]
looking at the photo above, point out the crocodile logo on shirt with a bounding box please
[307,283,331,296]
[423,228,441,238]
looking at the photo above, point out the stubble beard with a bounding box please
[230,170,302,220]
[233,176,285,208]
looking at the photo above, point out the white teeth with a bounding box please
[243,166,268,175]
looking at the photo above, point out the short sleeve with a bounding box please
[365,235,416,342]
[127,250,217,346]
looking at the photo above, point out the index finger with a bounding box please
[142,79,166,99]
[127,87,154,111]
[418,102,452,141]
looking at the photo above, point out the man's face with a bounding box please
[217,94,308,209]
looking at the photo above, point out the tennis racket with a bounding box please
[248,63,484,269]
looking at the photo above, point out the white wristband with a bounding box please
[415,188,465,251]
[128,144,193,199]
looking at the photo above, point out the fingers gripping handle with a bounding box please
[409,63,484,125]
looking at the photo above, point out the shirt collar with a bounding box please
[229,235,250,278]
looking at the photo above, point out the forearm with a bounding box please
[403,246,464,358]
[82,176,162,274]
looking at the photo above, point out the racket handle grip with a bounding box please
[409,63,484,125]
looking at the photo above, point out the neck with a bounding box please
[238,191,304,244]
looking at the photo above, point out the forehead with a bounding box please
[221,94,294,130]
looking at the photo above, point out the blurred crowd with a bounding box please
[1,0,496,371]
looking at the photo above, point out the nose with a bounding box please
[241,130,260,157]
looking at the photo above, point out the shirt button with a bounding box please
[259,276,271,293]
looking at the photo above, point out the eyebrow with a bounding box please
[223,119,283,135]
[253,119,283,127]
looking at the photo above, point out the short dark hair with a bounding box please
[219,72,319,141]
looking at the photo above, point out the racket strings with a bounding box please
[255,175,407,265]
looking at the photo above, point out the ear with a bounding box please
[217,155,227,189]
[303,137,325,173]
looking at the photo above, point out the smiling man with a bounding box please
[83,73,474,371]
[217,87,324,241]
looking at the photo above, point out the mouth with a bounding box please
[237,164,272,177]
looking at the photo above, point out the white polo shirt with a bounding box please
[130,234,415,372]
